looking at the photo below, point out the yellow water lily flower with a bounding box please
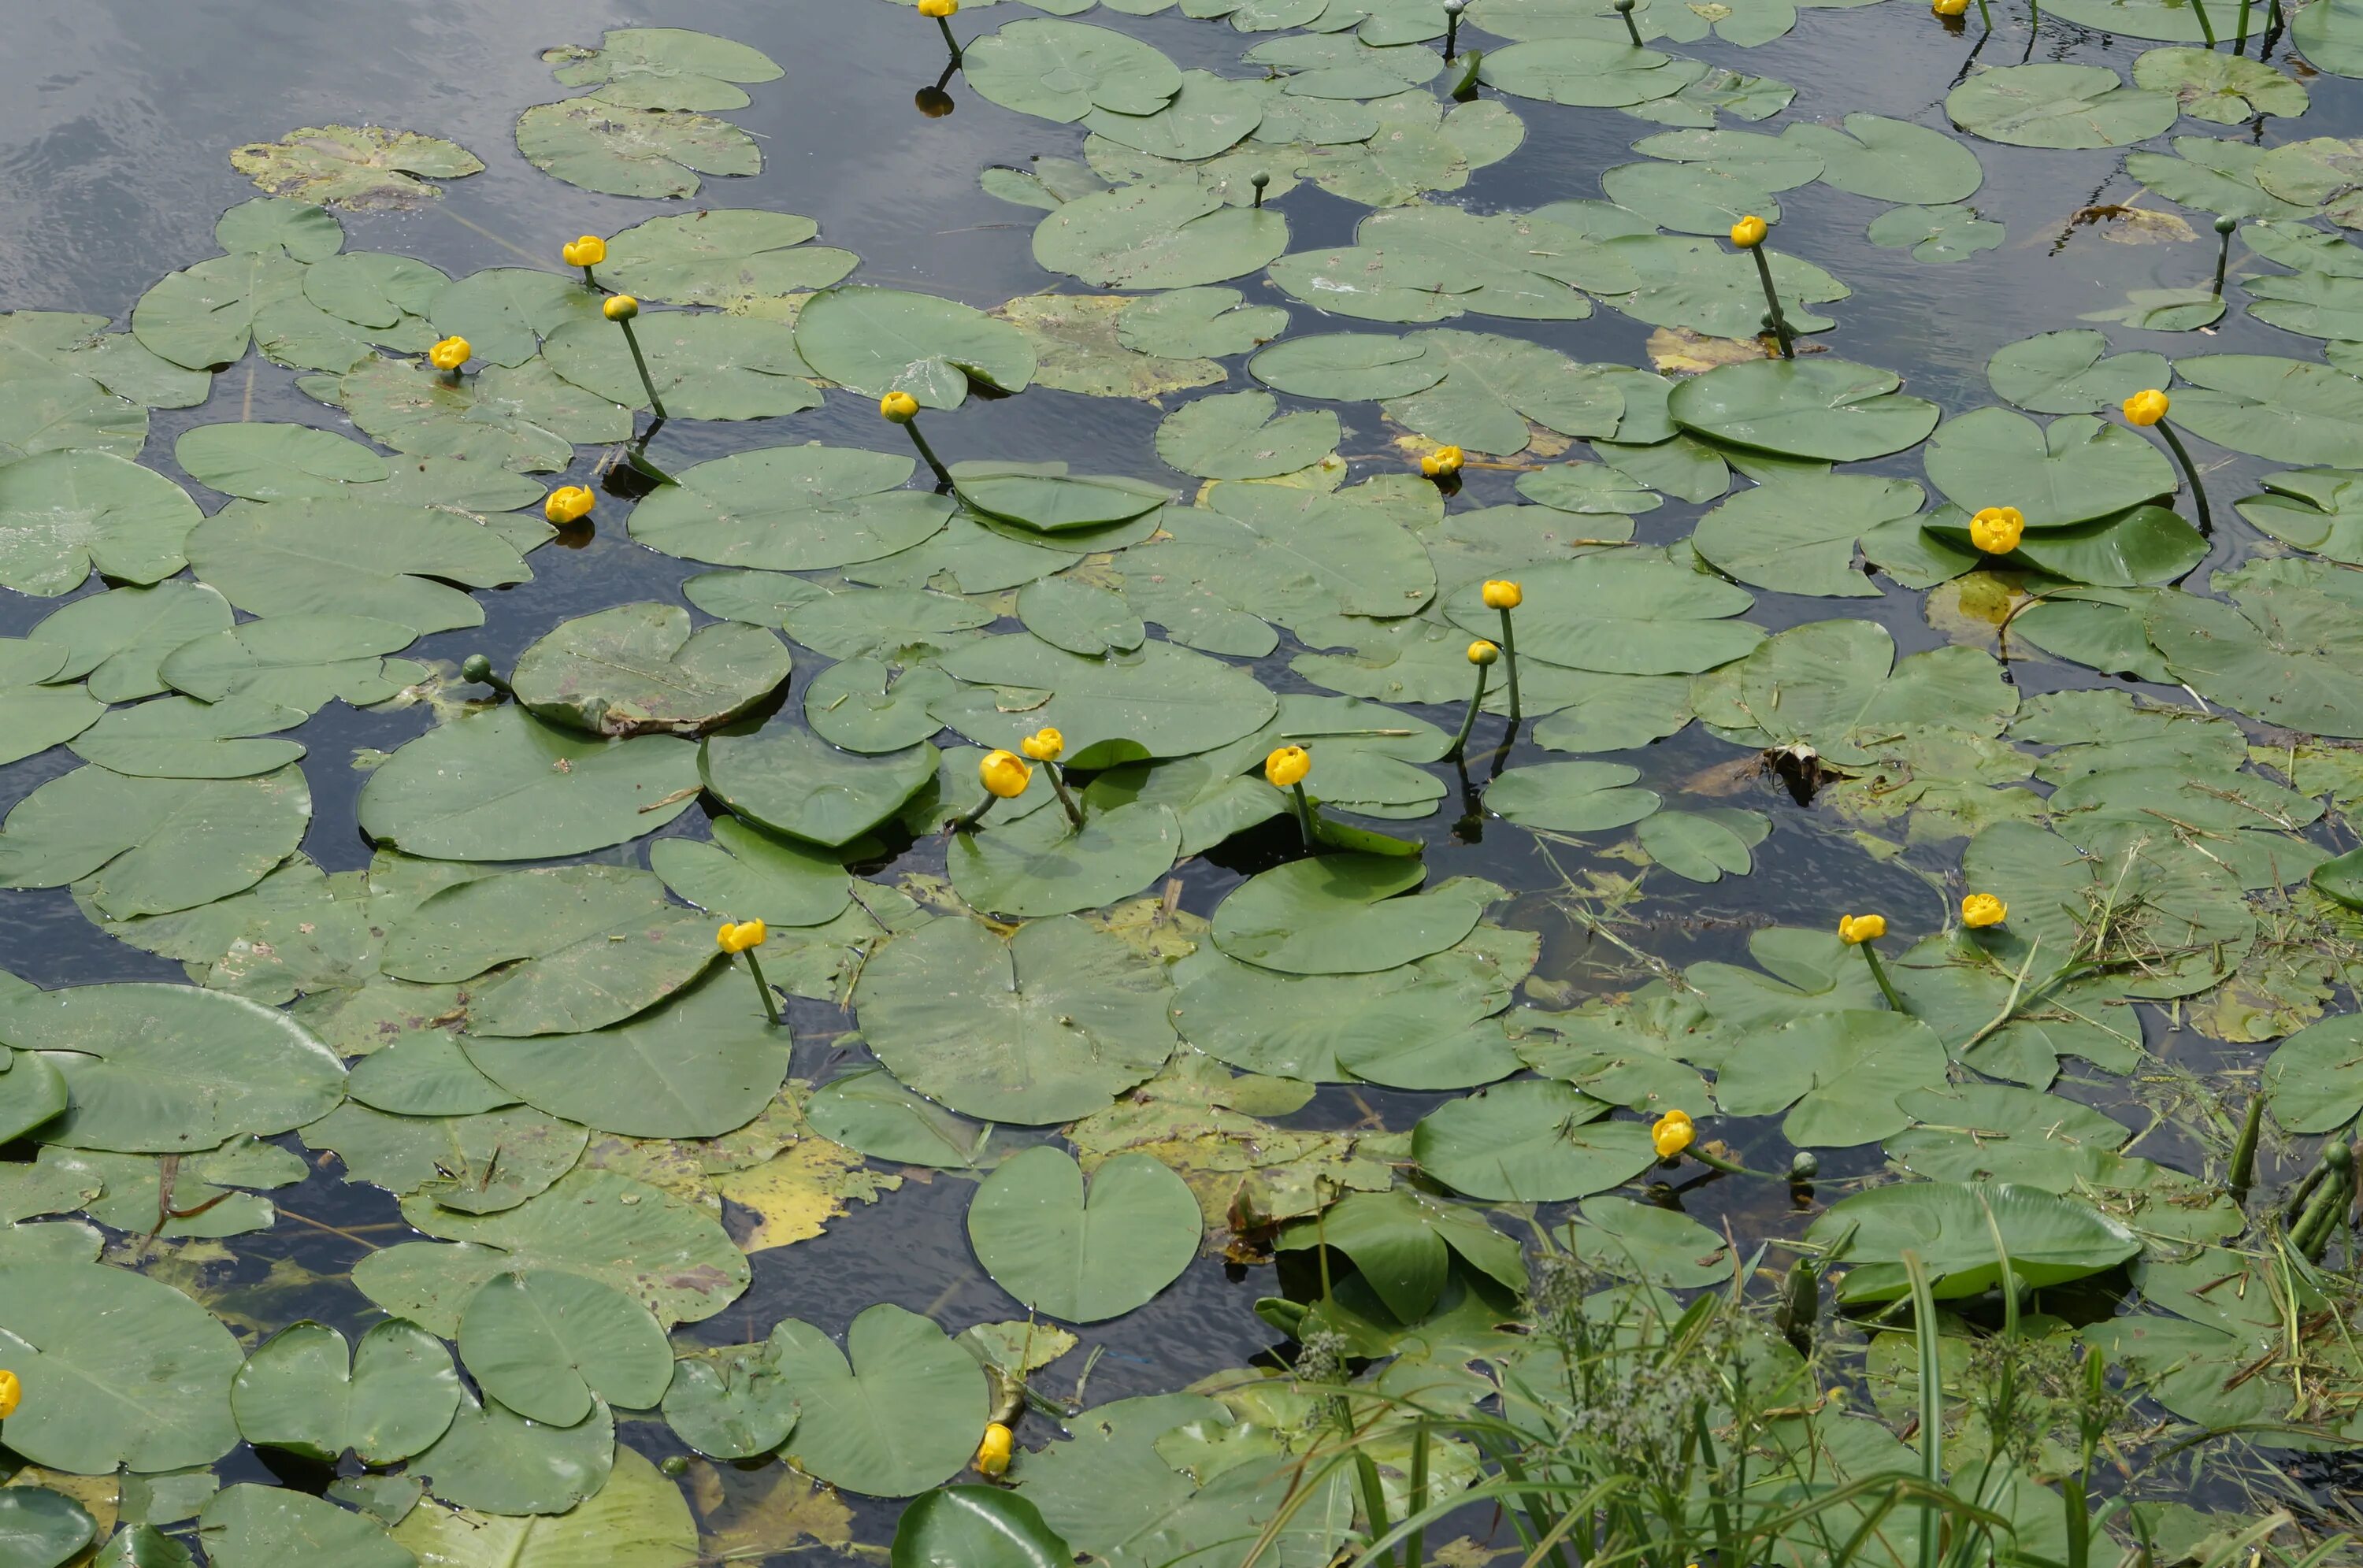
[1838,913,1886,945]
[603,294,640,321]
[1420,444,1464,477]
[543,485,595,525]
[1730,214,1768,248]
[718,919,768,954]
[1968,505,2024,554]
[981,749,1032,798]
[561,234,607,267]
[0,1369,19,1419]
[1482,579,1523,610]
[428,336,470,372]
[1468,639,1500,665]
[1961,893,2007,928]
[1652,1109,1695,1159]
[976,1421,1011,1476]
[1021,727,1065,762]
[1932,0,1968,15]
[1265,744,1311,788]
[2122,388,2169,426]
[881,390,921,422]
[921,0,961,15]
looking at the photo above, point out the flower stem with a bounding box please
[952,789,999,832]
[902,417,954,487]
[937,14,962,57]
[1289,781,1317,851]
[616,317,668,422]
[1749,247,1795,358]
[740,951,781,1026]
[1496,606,1522,724]
[2188,0,2217,43]
[1859,943,1910,1014]
[2155,417,2212,532]
[1975,0,1993,26]
[1445,662,1488,762]
[581,265,599,291]
[2213,229,2235,297]
[2228,1093,2264,1203]
[1046,762,1085,828]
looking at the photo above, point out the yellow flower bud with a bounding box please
[975,1420,1012,1476]
[1652,1109,1694,1160]
[428,336,471,373]
[980,749,1032,799]
[1482,579,1523,610]
[603,294,640,321]
[1968,505,2024,555]
[1467,639,1500,665]
[1932,0,1968,15]
[1419,444,1464,477]
[1265,744,1311,788]
[920,0,961,15]
[1961,893,2007,929]
[543,485,595,525]
[1838,914,1886,945]
[881,390,921,423]
[2122,388,2169,427]
[718,919,768,954]
[562,234,607,268]
[0,1369,20,1419]
[1730,214,1769,249]
[1021,726,1065,762]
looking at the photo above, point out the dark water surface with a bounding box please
[0,0,2355,1555]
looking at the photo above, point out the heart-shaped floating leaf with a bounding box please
[1667,357,1939,461]
[544,27,784,110]
[1443,550,1761,674]
[650,816,853,929]
[511,602,791,737]
[855,915,1177,1122]
[702,722,938,847]
[796,286,1037,410]
[893,1488,1075,1568]
[1947,62,2176,149]
[457,1269,674,1426]
[963,18,1185,121]
[1411,1079,1656,1201]
[514,99,760,198]
[358,706,700,861]
[1804,1180,2141,1303]
[0,765,312,917]
[0,450,203,597]
[599,210,857,305]
[629,444,955,569]
[158,613,427,715]
[1034,182,1290,291]
[393,1444,692,1560]
[231,1319,461,1464]
[967,1147,1200,1321]
[1486,762,1662,832]
[1921,408,2175,528]
[763,1305,989,1496]
[28,580,234,703]
[949,799,1184,918]
[1211,854,1489,975]
[1985,330,2170,416]
[952,462,1173,533]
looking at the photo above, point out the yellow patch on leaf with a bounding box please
[716,1137,901,1253]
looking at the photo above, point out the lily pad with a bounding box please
[514,99,760,198]
[1034,183,1289,290]
[1442,551,1762,674]
[1411,1080,1656,1201]
[228,125,484,207]
[1783,113,1983,202]
[0,765,311,918]
[511,602,791,737]
[628,444,955,569]
[391,1444,691,1562]
[969,1147,1199,1321]
[332,357,630,474]
[358,706,701,861]
[543,312,817,421]
[1923,409,2176,528]
[68,695,306,779]
[1804,1181,2142,1303]
[950,799,1184,917]
[765,1307,988,1497]
[1211,855,1488,975]
[174,422,388,499]
[1156,392,1339,480]
[1986,331,2172,416]
[30,582,234,704]
[1667,358,1939,462]
[600,210,857,306]
[544,27,784,110]
[855,915,1176,1123]
[937,634,1277,764]
[230,1320,460,1463]
[2134,47,2308,122]
[703,724,937,847]
[648,817,853,929]
[1486,762,1662,832]
[1692,471,1924,596]
[1948,63,2177,149]
[795,286,1037,409]
[457,1270,673,1425]
[0,450,202,597]
[158,613,428,715]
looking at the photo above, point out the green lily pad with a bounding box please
[1211,855,1487,975]
[0,765,311,917]
[514,99,760,198]
[763,1306,988,1497]
[1085,69,1266,159]
[301,1103,585,1216]
[649,817,853,929]
[702,724,937,847]
[0,1261,243,1473]
[950,799,1182,917]
[1035,183,1289,290]
[952,462,1172,534]
[0,1488,95,1568]
[29,582,232,704]
[457,1270,673,1425]
[158,613,428,715]
[1156,392,1339,480]
[1947,63,2177,149]
[894,1488,1074,1568]
[1173,941,1518,1082]
[968,1147,1199,1321]
[855,915,1177,1123]
[1715,1009,1951,1145]
[391,1443,691,1561]
[1783,113,1983,202]
[1667,357,1939,461]
[174,421,388,499]
[1442,551,1762,674]
[1635,808,1770,883]
[1478,39,1705,107]
[511,602,790,737]
[1986,331,2172,416]
[1805,1181,2142,1303]
[0,450,201,597]
[806,1067,990,1169]
[937,634,1277,764]
[2167,355,2363,464]
[1866,203,2005,263]
[1411,1080,1656,1201]
[68,695,306,779]
[796,286,1037,409]
[628,444,954,569]
[964,19,1184,121]
[544,27,784,110]
[599,210,855,306]
[195,1485,410,1568]
[228,124,484,207]
[543,312,817,420]
[1118,286,1291,358]
[1486,762,1662,832]
[1692,617,2015,764]
[187,498,529,633]
[359,706,700,861]
[1923,409,2176,528]
[403,1386,614,1515]
[303,250,448,330]
[427,269,607,369]
[332,357,630,473]
[2143,558,2363,736]
[1692,471,1924,596]
[2134,46,2309,121]
[230,1320,460,1463]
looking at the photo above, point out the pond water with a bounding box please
[2,0,2363,1559]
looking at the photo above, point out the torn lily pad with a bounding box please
[514,99,761,198]
[228,126,484,208]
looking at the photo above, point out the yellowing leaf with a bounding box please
[715,1137,901,1252]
